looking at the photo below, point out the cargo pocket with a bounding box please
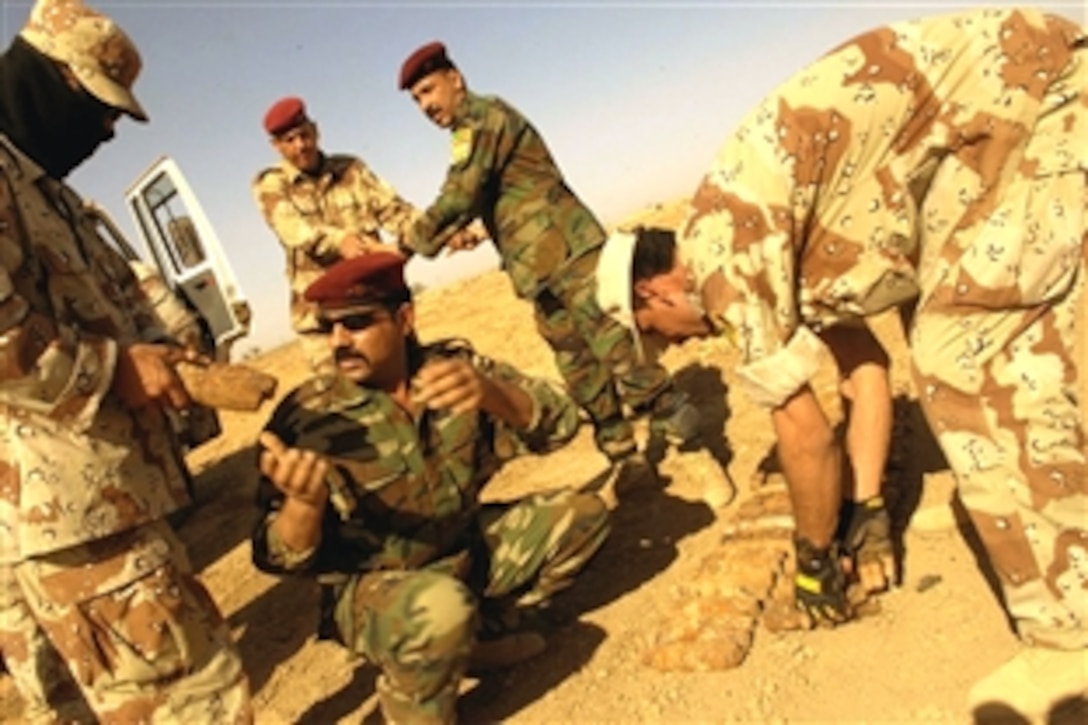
[16,523,210,690]
[76,564,203,688]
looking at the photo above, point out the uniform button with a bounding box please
[995,518,1009,530]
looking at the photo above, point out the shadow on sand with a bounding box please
[174,442,262,572]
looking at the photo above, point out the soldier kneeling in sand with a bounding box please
[251,252,610,723]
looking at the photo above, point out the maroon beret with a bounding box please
[398,41,454,90]
[304,252,408,307]
[263,96,309,136]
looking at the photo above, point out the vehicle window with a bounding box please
[137,171,208,273]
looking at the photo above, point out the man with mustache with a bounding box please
[396,41,702,479]
[597,7,1086,719]
[252,96,419,375]
[252,251,610,724]
[0,0,252,721]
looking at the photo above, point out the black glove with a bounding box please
[841,495,895,593]
[794,537,852,627]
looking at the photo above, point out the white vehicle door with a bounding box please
[126,156,251,361]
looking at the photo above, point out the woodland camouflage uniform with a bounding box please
[252,340,610,723]
[407,90,684,460]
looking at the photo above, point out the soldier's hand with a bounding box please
[842,496,896,594]
[411,358,485,415]
[446,219,488,253]
[112,343,193,410]
[258,431,330,508]
[339,233,383,259]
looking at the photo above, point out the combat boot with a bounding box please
[649,390,702,446]
[468,632,547,673]
[593,413,638,463]
[968,646,1088,722]
[596,451,656,508]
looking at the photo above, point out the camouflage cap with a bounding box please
[20,0,148,122]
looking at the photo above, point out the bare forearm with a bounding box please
[479,376,535,430]
[772,385,841,548]
[270,498,325,553]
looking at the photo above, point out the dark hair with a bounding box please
[381,286,413,311]
[631,226,677,283]
[408,57,457,90]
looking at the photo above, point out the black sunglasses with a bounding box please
[314,309,390,335]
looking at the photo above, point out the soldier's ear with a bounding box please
[633,278,655,305]
[396,303,416,337]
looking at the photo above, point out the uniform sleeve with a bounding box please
[252,168,343,261]
[408,111,504,257]
[477,354,580,457]
[351,160,419,246]
[0,179,117,431]
[100,248,173,346]
[681,98,822,410]
[250,393,328,575]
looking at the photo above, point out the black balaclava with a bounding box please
[0,36,116,179]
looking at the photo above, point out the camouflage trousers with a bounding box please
[534,255,673,459]
[910,173,1087,650]
[332,489,610,724]
[0,521,252,724]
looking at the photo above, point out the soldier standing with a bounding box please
[252,96,418,375]
[599,7,1087,718]
[252,252,610,724]
[396,41,701,473]
[0,0,252,721]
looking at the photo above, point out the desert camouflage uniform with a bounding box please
[407,91,675,459]
[252,154,417,372]
[0,135,251,722]
[682,8,1087,648]
[252,340,610,723]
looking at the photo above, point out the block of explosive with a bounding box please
[175,360,277,411]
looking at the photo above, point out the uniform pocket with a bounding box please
[76,564,199,687]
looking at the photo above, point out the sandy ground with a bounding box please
[0,204,1057,723]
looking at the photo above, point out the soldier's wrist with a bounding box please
[267,512,320,569]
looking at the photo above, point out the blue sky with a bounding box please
[2,1,1082,355]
